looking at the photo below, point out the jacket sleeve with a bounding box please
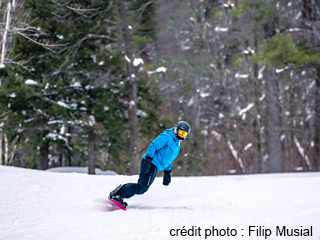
[145,133,170,158]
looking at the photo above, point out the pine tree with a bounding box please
[251,0,320,172]
[0,0,162,174]
[116,0,160,174]
[0,0,127,171]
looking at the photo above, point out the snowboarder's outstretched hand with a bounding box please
[163,170,171,186]
[142,156,153,174]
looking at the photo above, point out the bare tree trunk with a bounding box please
[67,126,72,167]
[8,144,16,164]
[102,148,109,171]
[193,77,200,128]
[251,39,265,173]
[4,133,8,164]
[118,0,140,174]
[61,153,66,167]
[313,66,320,171]
[88,127,95,175]
[266,68,284,172]
[0,1,11,70]
[39,144,49,170]
[39,130,49,170]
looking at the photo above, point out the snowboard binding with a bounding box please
[108,185,128,210]
[109,196,127,210]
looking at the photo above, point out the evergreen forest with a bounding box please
[0,0,320,176]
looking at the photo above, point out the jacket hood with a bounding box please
[164,127,179,142]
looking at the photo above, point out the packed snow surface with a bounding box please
[1,165,320,240]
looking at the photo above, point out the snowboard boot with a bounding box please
[109,195,128,209]
[108,184,128,208]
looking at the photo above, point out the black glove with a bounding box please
[163,170,171,186]
[142,156,153,174]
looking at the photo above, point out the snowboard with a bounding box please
[109,199,127,211]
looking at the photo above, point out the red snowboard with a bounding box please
[109,199,127,211]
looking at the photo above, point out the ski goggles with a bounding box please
[177,129,188,137]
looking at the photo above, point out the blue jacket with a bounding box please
[142,127,180,171]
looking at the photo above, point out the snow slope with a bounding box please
[0,165,320,240]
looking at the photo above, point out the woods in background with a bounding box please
[0,0,320,176]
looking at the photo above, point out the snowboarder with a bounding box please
[108,121,191,208]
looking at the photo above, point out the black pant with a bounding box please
[118,158,158,199]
